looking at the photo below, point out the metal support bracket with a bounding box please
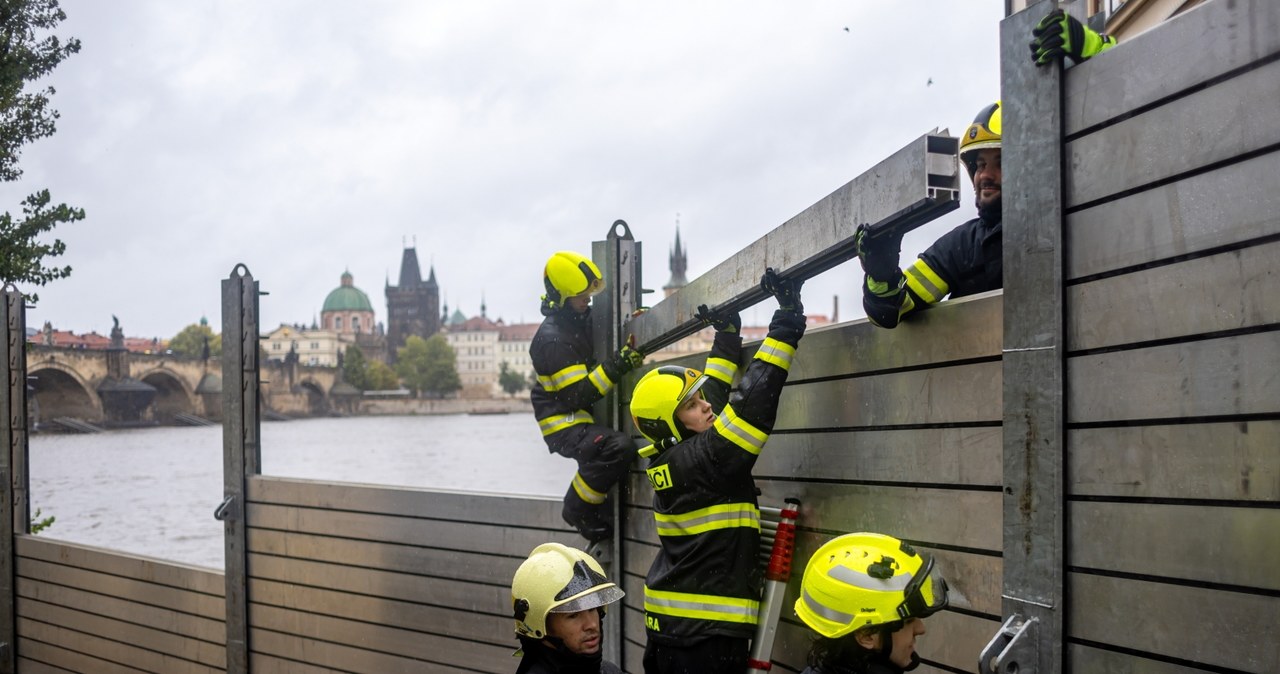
[213,494,236,521]
[978,614,1039,674]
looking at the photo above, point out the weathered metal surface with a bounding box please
[1069,501,1280,590]
[16,576,223,644]
[1067,644,1211,674]
[1000,3,1066,671]
[220,265,256,674]
[1069,421,1280,501]
[251,626,515,674]
[20,599,224,667]
[1063,0,1280,136]
[754,426,1002,486]
[1068,572,1280,672]
[1067,57,1280,209]
[1068,240,1280,351]
[1069,331,1280,423]
[629,131,959,353]
[1066,150,1280,279]
[0,289,24,674]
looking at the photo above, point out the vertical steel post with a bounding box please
[992,1,1067,672]
[0,288,27,673]
[591,220,641,669]
[221,265,261,674]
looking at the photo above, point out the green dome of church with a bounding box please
[322,271,374,312]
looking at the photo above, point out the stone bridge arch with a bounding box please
[136,367,198,422]
[298,379,328,416]
[27,363,104,424]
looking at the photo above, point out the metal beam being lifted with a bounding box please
[629,131,960,354]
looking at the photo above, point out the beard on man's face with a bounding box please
[977,194,1002,223]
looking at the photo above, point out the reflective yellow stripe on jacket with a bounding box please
[572,471,608,505]
[537,410,594,436]
[713,404,768,455]
[704,356,738,386]
[587,364,614,395]
[644,587,759,625]
[904,258,949,304]
[653,502,760,537]
[537,363,588,392]
[752,337,795,371]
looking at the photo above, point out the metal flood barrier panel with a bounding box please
[1052,0,1280,670]
[617,295,1005,674]
[13,536,226,673]
[240,476,579,672]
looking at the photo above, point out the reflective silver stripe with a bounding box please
[538,410,593,436]
[704,357,737,384]
[572,472,607,504]
[644,587,760,623]
[800,586,856,624]
[753,337,795,370]
[538,364,589,391]
[588,365,613,395]
[904,261,946,303]
[828,564,913,592]
[653,503,760,536]
[714,406,767,455]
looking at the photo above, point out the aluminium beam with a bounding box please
[0,288,24,674]
[629,131,959,354]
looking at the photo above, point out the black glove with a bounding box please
[609,341,644,375]
[1029,9,1116,66]
[760,267,804,314]
[855,223,904,283]
[694,304,741,334]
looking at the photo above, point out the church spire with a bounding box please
[664,215,689,297]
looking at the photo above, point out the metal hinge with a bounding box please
[979,614,1039,674]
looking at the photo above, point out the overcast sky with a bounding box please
[7,1,1003,339]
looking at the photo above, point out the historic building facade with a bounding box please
[385,247,440,363]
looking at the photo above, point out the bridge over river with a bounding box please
[25,344,343,428]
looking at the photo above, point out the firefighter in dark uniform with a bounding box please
[511,542,625,674]
[627,268,805,674]
[857,10,1115,328]
[793,532,950,674]
[530,251,644,543]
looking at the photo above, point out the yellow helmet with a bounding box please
[795,532,949,639]
[543,251,605,308]
[512,542,624,639]
[629,365,710,445]
[959,101,1001,177]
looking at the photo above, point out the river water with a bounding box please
[28,414,575,570]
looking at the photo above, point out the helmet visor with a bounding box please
[899,555,949,620]
[678,372,710,406]
[551,585,625,614]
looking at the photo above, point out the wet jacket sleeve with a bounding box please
[705,309,805,471]
[534,340,621,409]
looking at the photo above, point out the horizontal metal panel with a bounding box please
[248,554,508,617]
[249,653,345,673]
[251,626,511,674]
[248,475,566,528]
[770,611,997,674]
[1068,332,1280,423]
[1069,241,1280,351]
[16,535,224,596]
[252,603,515,673]
[1069,572,1279,672]
[754,427,1002,486]
[774,361,1002,429]
[247,503,578,558]
[757,481,1002,551]
[631,132,959,352]
[622,499,659,547]
[1069,421,1280,501]
[784,293,1003,380]
[247,529,521,586]
[15,557,223,619]
[1068,643,1219,674]
[16,658,79,674]
[16,639,138,674]
[1066,150,1280,279]
[20,598,224,668]
[17,616,222,673]
[1070,501,1280,590]
[1066,57,1280,208]
[249,578,504,646]
[1064,0,1280,135]
[16,577,224,645]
